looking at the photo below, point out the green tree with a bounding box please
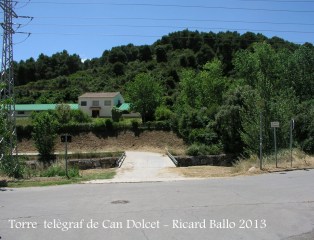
[32,112,58,161]
[295,100,314,153]
[0,95,24,178]
[175,59,228,145]
[234,43,298,154]
[55,104,71,125]
[155,46,168,63]
[126,73,164,122]
[215,85,246,154]
[285,45,314,101]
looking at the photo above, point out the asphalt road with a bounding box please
[1,170,314,240]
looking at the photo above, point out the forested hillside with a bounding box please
[14,30,298,104]
[14,30,314,155]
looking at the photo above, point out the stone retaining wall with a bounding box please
[26,157,119,170]
[175,154,235,167]
[68,157,118,169]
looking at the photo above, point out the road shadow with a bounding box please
[0,188,12,192]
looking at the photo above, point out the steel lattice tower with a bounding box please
[0,0,17,163]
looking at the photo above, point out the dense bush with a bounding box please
[40,164,80,178]
[16,125,33,139]
[186,143,223,156]
[155,105,173,121]
[112,107,122,122]
[32,112,58,162]
[105,119,114,131]
[58,122,93,134]
[144,121,172,130]
[295,100,314,154]
[0,156,25,179]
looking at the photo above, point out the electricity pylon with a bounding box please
[0,0,18,164]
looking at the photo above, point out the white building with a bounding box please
[78,92,125,118]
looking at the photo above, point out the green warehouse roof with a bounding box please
[118,103,130,112]
[15,104,79,111]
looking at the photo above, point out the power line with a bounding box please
[18,1,314,13]
[27,23,314,35]
[32,16,314,27]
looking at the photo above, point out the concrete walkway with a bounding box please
[87,151,187,183]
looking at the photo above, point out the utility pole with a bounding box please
[290,119,294,168]
[259,112,263,170]
[0,0,18,164]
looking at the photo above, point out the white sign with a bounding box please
[271,122,280,128]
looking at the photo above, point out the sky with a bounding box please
[2,0,314,62]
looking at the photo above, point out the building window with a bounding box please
[17,111,25,115]
[92,100,99,107]
[81,101,87,106]
[104,100,111,106]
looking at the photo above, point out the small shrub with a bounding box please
[155,121,171,130]
[188,128,217,145]
[186,144,201,156]
[105,119,114,131]
[16,125,33,139]
[67,167,80,178]
[186,143,223,156]
[59,123,92,134]
[131,120,139,131]
[40,164,64,177]
[155,105,173,121]
[0,156,25,179]
[55,104,71,124]
[70,110,91,123]
[40,163,80,178]
[112,107,122,122]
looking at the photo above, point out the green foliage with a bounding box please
[126,73,164,122]
[0,156,25,179]
[55,104,71,124]
[12,30,313,156]
[15,50,83,85]
[105,119,114,131]
[0,97,25,178]
[175,59,228,146]
[234,44,299,155]
[285,45,314,101]
[215,86,245,154]
[295,100,314,153]
[58,123,92,134]
[31,112,58,161]
[70,110,91,123]
[40,164,80,178]
[112,107,122,122]
[154,105,173,121]
[186,143,223,156]
[131,119,139,131]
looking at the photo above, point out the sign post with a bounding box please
[271,122,280,168]
[290,119,294,168]
[61,134,72,179]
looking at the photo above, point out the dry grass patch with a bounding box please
[233,149,314,174]
[165,149,314,179]
[164,166,238,178]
